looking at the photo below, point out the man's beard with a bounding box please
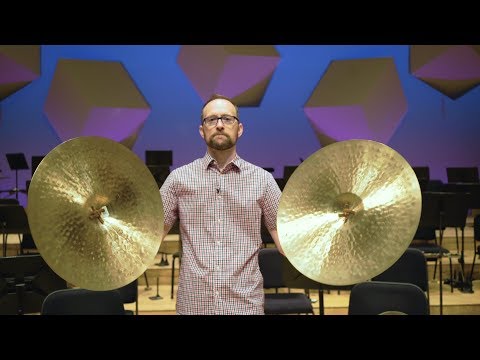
[208,133,235,150]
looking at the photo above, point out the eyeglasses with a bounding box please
[202,115,239,127]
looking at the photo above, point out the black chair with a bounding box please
[0,202,29,256]
[372,248,430,308]
[41,288,125,315]
[169,221,182,299]
[471,215,480,278]
[115,279,138,315]
[0,199,37,255]
[0,200,21,253]
[409,225,452,283]
[279,252,353,315]
[260,221,274,247]
[348,281,429,315]
[20,233,37,254]
[171,251,181,299]
[258,248,314,315]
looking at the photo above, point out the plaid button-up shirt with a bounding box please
[160,153,281,314]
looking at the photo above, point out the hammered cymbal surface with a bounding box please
[27,136,164,290]
[277,139,421,285]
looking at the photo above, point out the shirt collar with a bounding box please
[202,152,243,171]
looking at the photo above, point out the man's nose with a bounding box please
[215,119,225,129]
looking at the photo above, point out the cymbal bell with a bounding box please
[277,139,421,286]
[27,136,164,291]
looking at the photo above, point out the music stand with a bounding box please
[145,150,172,166]
[0,205,30,257]
[446,194,472,294]
[420,192,471,314]
[413,166,430,191]
[0,254,67,314]
[31,155,45,177]
[275,178,285,191]
[5,153,29,201]
[446,167,479,183]
[413,166,430,181]
[443,183,480,210]
[283,166,298,183]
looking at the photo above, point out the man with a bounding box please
[160,94,283,315]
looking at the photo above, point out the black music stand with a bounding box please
[413,166,430,191]
[0,205,30,257]
[283,166,298,183]
[145,151,172,190]
[443,183,480,210]
[421,192,471,314]
[446,167,479,183]
[31,155,45,177]
[145,150,172,166]
[0,254,67,314]
[444,192,471,293]
[5,153,29,201]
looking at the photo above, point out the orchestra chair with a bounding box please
[258,248,314,315]
[115,279,138,315]
[41,288,125,315]
[372,248,430,307]
[348,281,429,315]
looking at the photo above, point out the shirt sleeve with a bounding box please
[262,173,282,231]
[160,170,179,229]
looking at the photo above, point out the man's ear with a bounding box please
[237,122,244,138]
[199,124,205,139]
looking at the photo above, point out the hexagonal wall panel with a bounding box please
[0,45,41,101]
[177,45,280,107]
[44,59,150,148]
[304,58,407,147]
[410,45,480,99]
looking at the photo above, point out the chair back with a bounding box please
[258,248,284,288]
[115,279,138,314]
[475,215,480,241]
[42,288,125,315]
[348,281,429,315]
[258,248,314,315]
[373,248,428,292]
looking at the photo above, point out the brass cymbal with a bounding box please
[27,136,164,291]
[277,140,421,286]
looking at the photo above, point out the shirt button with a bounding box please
[217,218,222,223]
[216,241,220,245]
[216,265,220,271]
[215,291,219,296]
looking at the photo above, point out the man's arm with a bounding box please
[159,169,178,242]
[268,228,285,256]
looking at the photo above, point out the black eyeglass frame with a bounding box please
[202,115,239,127]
